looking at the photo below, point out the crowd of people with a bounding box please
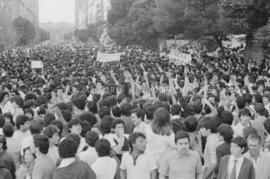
[0,41,269,179]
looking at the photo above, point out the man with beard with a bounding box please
[159,131,203,179]
[244,134,270,179]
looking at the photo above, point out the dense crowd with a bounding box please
[0,41,270,179]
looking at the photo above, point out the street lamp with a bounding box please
[0,27,5,52]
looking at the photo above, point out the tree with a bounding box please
[221,0,270,54]
[38,28,50,43]
[13,16,36,46]
[154,0,228,55]
[108,0,159,48]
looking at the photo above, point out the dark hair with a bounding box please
[131,108,145,121]
[43,125,58,138]
[197,117,217,133]
[143,104,155,120]
[87,101,98,114]
[66,134,81,150]
[193,102,203,114]
[24,93,37,101]
[79,112,97,127]
[128,132,146,152]
[112,105,121,117]
[151,108,171,136]
[217,124,233,143]
[24,108,34,117]
[101,116,114,134]
[11,96,24,108]
[95,139,111,157]
[112,119,125,129]
[80,120,91,137]
[50,120,63,136]
[159,93,168,102]
[61,109,73,122]
[120,102,132,116]
[15,115,30,129]
[185,116,198,132]
[68,118,82,129]
[99,106,111,119]
[238,108,252,118]
[23,100,35,110]
[58,139,78,158]
[171,104,181,116]
[254,94,263,103]
[33,134,49,154]
[3,113,13,124]
[85,131,99,147]
[175,130,190,143]
[72,96,86,110]
[0,115,5,128]
[254,103,268,117]
[44,113,56,127]
[0,91,8,103]
[220,111,234,125]
[236,96,246,110]
[29,120,43,135]
[231,137,247,151]
[3,123,14,137]
[56,103,69,111]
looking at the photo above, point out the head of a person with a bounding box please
[43,125,59,146]
[243,126,257,140]
[101,116,114,134]
[22,147,35,163]
[112,119,125,135]
[32,134,49,155]
[79,112,97,127]
[238,108,252,126]
[120,102,132,117]
[99,106,111,119]
[254,103,268,118]
[152,108,171,136]
[44,113,56,127]
[131,108,145,127]
[11,96,24,109]
[264,119,270,135]
[72,96,86,111]
[175,131,190,155]
[87,101,98,114]
[111,105,121,118]
[0,135,7,152]
[85,131,99,147]
[230,137,247,158]
[128,132,147,153]
[143,104,155,121]
[29,119,43,135]
[198,116,217,137]
[65,134,81,151]
[247,133,261,157]
[68,118,83,135]
[3,113,13,126]
[56,87,64,98]
[0,91,9,104]
[15,115,31,132]
[58,138,78,158]
[24,108,34,120]
[3,123,14,137]
[236,96,246,110]
[263,94,270,105]
[50,120,63,136]
[171,104,181,116]
[217,124,233,143]
[220,111,234,126]
[185,116,198,133]
[95,139,111,157]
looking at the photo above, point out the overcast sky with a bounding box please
[39,0,75,24]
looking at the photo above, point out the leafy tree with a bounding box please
[13,16,36,46]
[108,0,159,48]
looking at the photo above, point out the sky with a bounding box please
[39,0,75,24]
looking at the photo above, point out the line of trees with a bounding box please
[106,0,270,54]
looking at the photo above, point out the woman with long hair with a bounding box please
[145,108,175,167]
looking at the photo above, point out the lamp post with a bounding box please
[0,27,5,52]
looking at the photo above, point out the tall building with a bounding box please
[0,0,39,49]
[75,0,111,29]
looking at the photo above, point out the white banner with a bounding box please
[97,51,121,63]
[31,61,43,69]
[169,50,192,65]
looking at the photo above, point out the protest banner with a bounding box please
[168,50,192,65]
[97,51,121,63]
[31,61,44,69]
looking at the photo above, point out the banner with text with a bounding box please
[31,61,43,69]
[168,50,192,65]
[97,51,121,63]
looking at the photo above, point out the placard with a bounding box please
[168,50,191,65]
[31,61,43,69]
[97,51,121,63]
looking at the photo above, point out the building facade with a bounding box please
[0,0,39,49]
[75,0,111,29]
